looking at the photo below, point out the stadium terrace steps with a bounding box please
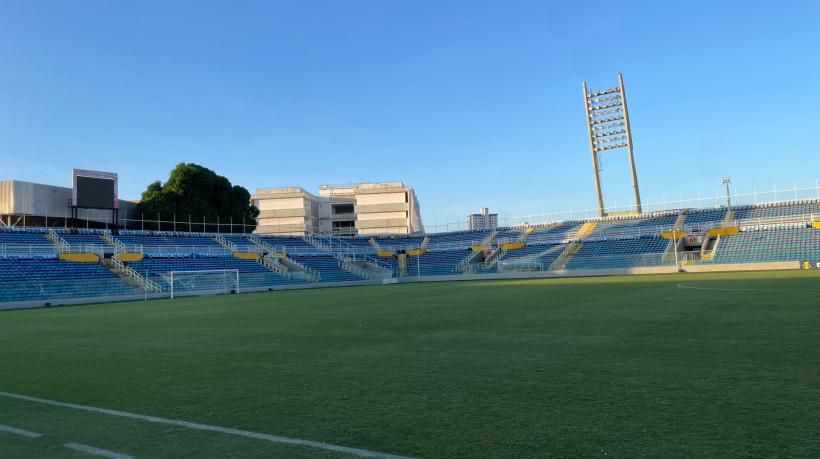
[673,213,686,229]
[44,231,68,250]
[516,227,535,242]
[575,221,597,238]
[288,254,364,282]
[483,230,500,245]
[214,234,240,252]
[549,241,582,270]
[725,210,735,223]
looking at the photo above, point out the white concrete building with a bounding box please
[252,182,423,236]
[467,207,498,231]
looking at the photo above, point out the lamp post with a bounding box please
[722,177,731,207]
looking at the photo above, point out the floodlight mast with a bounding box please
[582,72,642,217]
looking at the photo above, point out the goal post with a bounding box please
[162,269,240,299]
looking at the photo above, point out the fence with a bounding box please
[422,182,820,233]
[4,182,820,237]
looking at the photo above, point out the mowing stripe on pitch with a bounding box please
[0,423,42,438]
[64,442,133,459]
[0,391,416,459]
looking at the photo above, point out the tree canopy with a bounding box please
[136,163,259,232]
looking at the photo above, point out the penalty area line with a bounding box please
[0,391,416,459]
[0,423,42,438]
[64,442,133,459]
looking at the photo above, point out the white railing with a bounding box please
[548,242,580,271]
[111,257,163,292]
[249,236,287,254]
[340,259,393,280]
[101,233,126,255]
[61,243,110,257]
[306,230,391,271]
[121,244,233,256]
[48,229,70,252]
[0,244,60,254]
[455,251,477,272]
[258,256,291,278]
[215,235,240,252]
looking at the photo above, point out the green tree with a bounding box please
[136,163,259,233]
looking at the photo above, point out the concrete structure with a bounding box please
[252,182,423,236]
[583,72,642,217]
[467,207,498,230]
[0,180,137,228]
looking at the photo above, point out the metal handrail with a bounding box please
[0,243,60,254]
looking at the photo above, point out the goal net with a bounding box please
[161,269,239,298]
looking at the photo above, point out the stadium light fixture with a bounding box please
[582,73,642,217]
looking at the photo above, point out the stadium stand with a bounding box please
[683,209,726,226]
[496,243,568,270]
[710,224,820,264]
[256,235,318,253]
[426,230,494,248]
[0,230,57,254]
[491,228,525,242]
[288,254,364,282]
[0,256,140,302]
[526,223,583,241]
[565,234,669,270]
[373,235,425,252]
[127,256,303,289]
[587,214,677,237]
[220,234,262,251]
[733,201,820,222]
[113,232,228,256]
[414,249,471,276]
[6,197,820,305]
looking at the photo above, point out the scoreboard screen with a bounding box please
[72,169,118,209]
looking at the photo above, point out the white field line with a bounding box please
[0,423,42,438]
[64,442,133,459]
[0,391,417,459]
[677,282,820,292]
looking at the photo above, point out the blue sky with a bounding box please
[1,1,819,230]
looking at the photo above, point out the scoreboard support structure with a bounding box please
[70,169,121,233]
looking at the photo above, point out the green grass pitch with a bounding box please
[2,270,820,458]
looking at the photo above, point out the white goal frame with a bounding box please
[165,269,240,299]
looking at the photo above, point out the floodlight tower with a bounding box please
[582,73,642,217]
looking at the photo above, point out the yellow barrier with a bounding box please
[661,231,688,239]
[500,242,525,250]
[472,245,487,252]
[812,222,820,228]
[233,253,260,260]
[59,253,100,262]
[707,227,739,236]
[408,249,427,256]
[116,253,143,262]
[377,251,394,257]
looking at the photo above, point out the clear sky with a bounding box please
[1,1,819,230]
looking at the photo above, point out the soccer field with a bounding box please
[2,270,820,458]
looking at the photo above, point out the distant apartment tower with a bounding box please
[467,207,498,230]
[252,181,423,236]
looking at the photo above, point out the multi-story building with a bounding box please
[252,181,423,236]
[467,207,498,231]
